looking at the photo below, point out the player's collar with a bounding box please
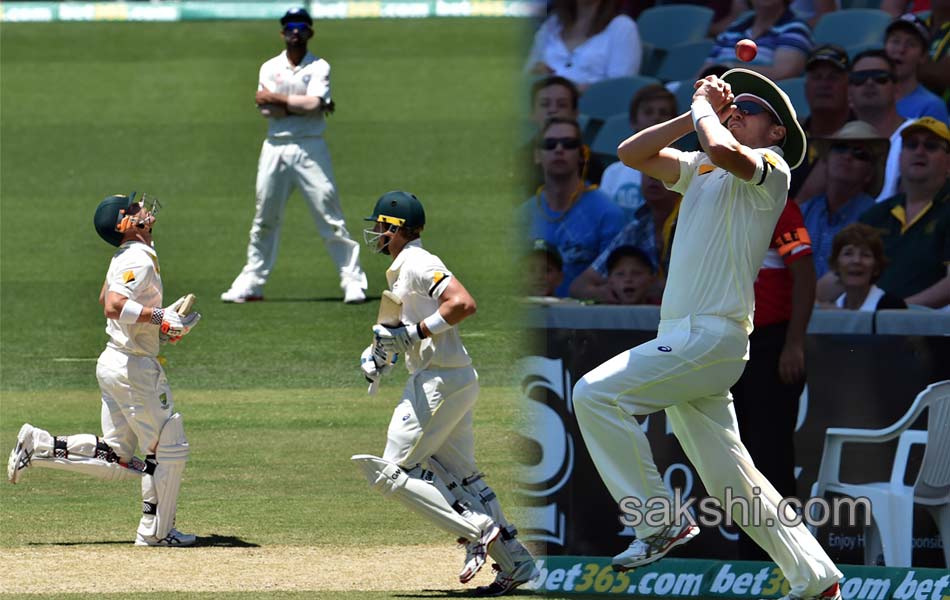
[388,239,423,272]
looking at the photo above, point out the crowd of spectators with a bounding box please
[523,0,949,312]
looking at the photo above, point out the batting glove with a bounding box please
[373,323,422,354]
[159,296,189,344]
[160,308,201,343]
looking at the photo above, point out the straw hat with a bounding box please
[812,120,890,197]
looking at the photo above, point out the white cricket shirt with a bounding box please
[386,240,472,374]
[663,146,790,334]
[104,241,163,357]
[259,51,331,139]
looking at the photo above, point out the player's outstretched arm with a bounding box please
[617,113,692,186]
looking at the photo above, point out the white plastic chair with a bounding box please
[809,380,950,567]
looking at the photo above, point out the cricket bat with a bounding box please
[368,290,402,395]
[177,293,196,316]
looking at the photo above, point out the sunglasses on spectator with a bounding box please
[734,101,781,125]
[848,70,893,86]
[830,143,873,162]
[540,137,582,151]
[903,138,950,152]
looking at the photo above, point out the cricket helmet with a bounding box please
[93,191,162,247]
[365,190,426,230]
[363,191,426,254]
[94,193,135,247]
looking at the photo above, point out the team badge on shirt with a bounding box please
[763,151,780,167]
[123,270,136,284]
[698,164,716,175]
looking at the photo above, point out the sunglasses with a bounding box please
[282,22,312,33]
[540,137,582,151]
[903,138,950,153]
[848,70,893,86]
[734,101,781,125]
[830,143,873,162]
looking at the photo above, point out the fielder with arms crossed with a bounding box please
[7,193,201,547]
[572,70,844,600]
[352,191,537,596]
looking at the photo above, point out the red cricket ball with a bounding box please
[736,39,758,62]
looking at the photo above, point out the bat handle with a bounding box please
[368,379,380,395]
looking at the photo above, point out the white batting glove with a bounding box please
[159,296,189,344]
[373,323,421,354]
[159,309,201,343]
[360,343,397,382]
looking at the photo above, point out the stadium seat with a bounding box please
[578,76,661,121]
[654,40,715,83]
[671,79,696,114]
[813,9,891,51]
[840,0,882,8]
[589,113,633,169]
[777,76,809,121]
[637,5,715,51]
[809,380,950,568]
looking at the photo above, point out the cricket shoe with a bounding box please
[135,528,197,547]
[458,523,502,584]
[220,288,263,303]
[611,521,700,572]
[764,582,842,600]
[7,423,35,484]
[473,560,540,596]
[343,282,367,304]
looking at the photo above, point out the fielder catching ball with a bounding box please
[7,192,200,546]
[352,191,537,596]
[572,70,844,600]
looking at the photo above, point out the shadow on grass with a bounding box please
[29,534,258,548]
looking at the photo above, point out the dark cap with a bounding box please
[280,7,313,27]
[885,13,930,47]
[806,44,850,72]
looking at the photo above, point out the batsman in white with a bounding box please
[352,191,538,596]
[572,70,845,600]
[221,7,367,305]
[7,192,201,547]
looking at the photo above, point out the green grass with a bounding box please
[0,17,532,597]
[0,18,528,392]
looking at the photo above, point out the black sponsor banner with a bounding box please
[519,322,949,568]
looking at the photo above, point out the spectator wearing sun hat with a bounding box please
[802,121,889,279]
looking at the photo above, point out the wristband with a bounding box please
[118,300,144,324]
[150,308,164,325]
[691,98,717,129]
[422,311,452,336]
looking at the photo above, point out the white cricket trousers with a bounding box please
[235,136,365,291]
[97,346,174,460]
[384,366,480,479]
[572,315,841,597]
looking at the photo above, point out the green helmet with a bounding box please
[364,191,426,230]
[93,193,135,247]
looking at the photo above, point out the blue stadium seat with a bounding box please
[589,113,634,168]
[578,76,662,121]
[777,76,809,121]
[813,9,890,51]
[839,0,882,8]
[637,5,715,51]
[672,79,697,114]
[654,40,715,82]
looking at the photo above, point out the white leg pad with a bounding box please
[138,413,189,541]
[427,458,529,573]
[351,454,489,542]
[30,431,147,481]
